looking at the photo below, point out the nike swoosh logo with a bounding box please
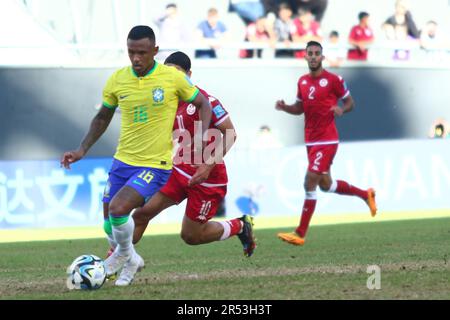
[119,95,129,100]
[132,180,145,187]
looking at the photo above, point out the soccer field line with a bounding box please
[0,209,448,243]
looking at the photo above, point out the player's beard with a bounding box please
[309,60,322,72]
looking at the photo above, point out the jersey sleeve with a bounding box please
[173,69,199,103]
[102,73,118,109]
[210,97,229,127]
[348,26,357,40]
[333,75,350,100]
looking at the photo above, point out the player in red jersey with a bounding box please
[275,41,377,246]
[131,51,256,257]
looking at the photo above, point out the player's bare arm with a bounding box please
[61,105,115,169]
[331,95,354,117]
[275,99,304,115]
[191,91,213,134]
[215,117,237,160]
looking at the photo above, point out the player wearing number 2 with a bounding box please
[275,41,377,246]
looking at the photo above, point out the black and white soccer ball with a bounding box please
[66,254,106,290]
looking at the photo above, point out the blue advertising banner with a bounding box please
[0,158,111,229]
[1,139,449,230]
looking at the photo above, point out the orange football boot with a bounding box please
[366,188,377,217]
[277,232,305,246]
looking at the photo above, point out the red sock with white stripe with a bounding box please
[331,180,368,200]
[218,218,243,240]
[295,191,317,238]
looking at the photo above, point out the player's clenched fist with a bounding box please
[275,100,287,111]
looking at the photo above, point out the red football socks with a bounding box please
[228,218,243,237]
[336,180,368,200]
[296,199,317,238]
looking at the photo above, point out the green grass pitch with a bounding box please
[1,217,450,299]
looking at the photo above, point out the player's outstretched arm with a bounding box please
[275,99,304,115]
[61,105,115,169]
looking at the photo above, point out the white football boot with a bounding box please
[104,249,131,277]
[115,251,145,286]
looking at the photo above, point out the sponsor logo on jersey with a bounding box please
[186,104,196,115]
[213,104,226,118]
[152,88,164,103]
[319,79,328,87]
[301,80,308,85]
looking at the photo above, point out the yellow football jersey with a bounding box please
[102,62,199,169]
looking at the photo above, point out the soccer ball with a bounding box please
[66,254,106,290]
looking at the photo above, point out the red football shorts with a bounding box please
[159,168,227,223]
[306,144,338,174]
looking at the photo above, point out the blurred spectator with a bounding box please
[195,8,229,59]
[291,0,328,22]
[274,2,297,58]
[251,125,283,149]
[292,9,323,58]
[261,0,281,16]
[263,0,328,23]
[382,0,419,61]
[428,118,449,138]
[229,0,266,25]
[383,0,419,40]
[325,31,346,68]
[347,12,374,61]
[240,17,276,58]
[420,21,448,50]
[154,4,191,60]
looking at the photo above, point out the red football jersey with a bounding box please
[347,25,374,60]
[296,69,350,146]
[173,87,229,185]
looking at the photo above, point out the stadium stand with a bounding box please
[1,0,449,66]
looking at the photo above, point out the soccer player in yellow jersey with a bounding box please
[61,26,212,286]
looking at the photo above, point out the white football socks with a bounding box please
[107,234,117,250]
[112,217,135,257]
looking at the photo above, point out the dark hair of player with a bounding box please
[358,11,369,21]
[127,25,156,42]
[164,51,192,73]
[306,41,323,52]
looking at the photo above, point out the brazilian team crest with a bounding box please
[152,88,164,103]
